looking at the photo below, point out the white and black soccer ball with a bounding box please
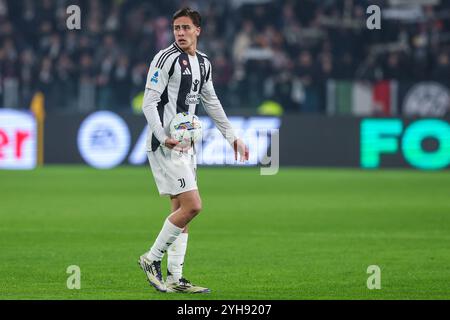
[169,112,202,150]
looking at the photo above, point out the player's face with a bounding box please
[173,16,200,53]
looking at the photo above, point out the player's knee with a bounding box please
[179,192,202,218]
[189,202,202,216]
[184,200,201,217]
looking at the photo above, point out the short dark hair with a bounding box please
[172,7,201,27]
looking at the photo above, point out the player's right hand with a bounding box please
[164,137,179,149]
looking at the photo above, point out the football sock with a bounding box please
[147,218,183,261]
[167,232,188,283]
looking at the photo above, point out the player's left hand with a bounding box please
[233,139,249,162]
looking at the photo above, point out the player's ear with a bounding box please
[196,26,201,37]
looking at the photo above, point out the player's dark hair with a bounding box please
[172,7,201,27]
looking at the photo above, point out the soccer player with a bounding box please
[139,7,249,293]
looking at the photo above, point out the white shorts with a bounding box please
[147,147,197,196]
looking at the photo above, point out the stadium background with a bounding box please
[1,0,449,300]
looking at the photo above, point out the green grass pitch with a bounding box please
[1,166,449,300]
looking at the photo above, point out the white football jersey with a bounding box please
[145,42,219,151]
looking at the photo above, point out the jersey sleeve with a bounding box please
[200,63,238,146]
[142,88,169,144]
[145,50,171,94]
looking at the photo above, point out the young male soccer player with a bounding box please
[139,7,249,293]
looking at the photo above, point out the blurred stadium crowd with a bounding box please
[0,0,449,114]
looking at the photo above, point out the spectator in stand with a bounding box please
[0,0,448,114]
[432,51,450,84]
[111,54,131,110]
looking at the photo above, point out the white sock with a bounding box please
[147,219,183,261]
[167,233,188,283]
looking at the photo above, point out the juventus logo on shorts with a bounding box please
[178,178,186,188]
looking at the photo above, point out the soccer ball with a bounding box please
[169,112,202,150]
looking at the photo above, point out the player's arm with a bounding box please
[200,64,249,161]
[142,89,178,148]
[142,54,178,149]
